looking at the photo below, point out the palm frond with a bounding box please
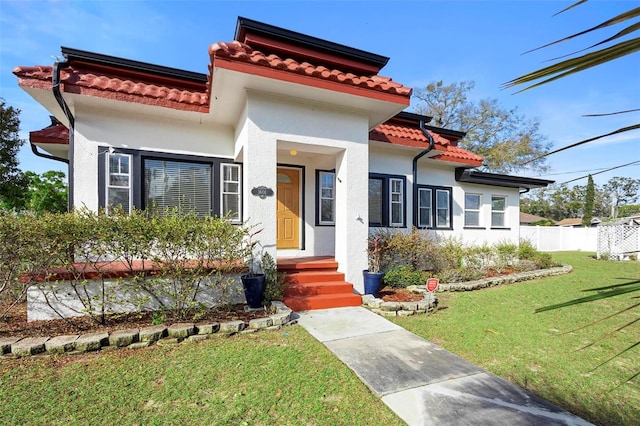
[546,21,640,61]
[525,6,640,54]
[553,0,588,17]
[521,123,640,166]
[559,301,640,335]
[583,108,640,117]
[504,38,640,92]
[577,316,640,350]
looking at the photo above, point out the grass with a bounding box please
[392,251,640,426]
[0,326,403,425]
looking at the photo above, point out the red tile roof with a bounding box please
[370,123,483,167]
[13,65,209,112]
[208,41,411,100]
[30,121,68,144]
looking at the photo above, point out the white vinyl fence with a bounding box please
[520,226,599,252]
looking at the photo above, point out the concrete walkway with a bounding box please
[296,307,591,426]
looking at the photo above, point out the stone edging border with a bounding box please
[410,264,573,293]
[361,294,438,317]
[0,302,294,359]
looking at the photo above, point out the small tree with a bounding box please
[0,99,28,209]
[582,175,595,226]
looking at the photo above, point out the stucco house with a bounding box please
[14,17,552,310]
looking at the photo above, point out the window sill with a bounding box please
[463,226,486,230]
[316,223,335,227]
[490,227,511,230]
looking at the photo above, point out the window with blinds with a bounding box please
[491,195,506,227]
[144,158,212,216]
[416,185,452,229]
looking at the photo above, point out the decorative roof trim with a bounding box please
[235,17,389,71]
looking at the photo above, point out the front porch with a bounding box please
[278,256,362,311]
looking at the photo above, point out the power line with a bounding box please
[557,160,640,185]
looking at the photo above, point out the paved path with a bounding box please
[296,307,592,426]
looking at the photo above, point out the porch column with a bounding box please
[241,117,277,262]
[334,144,369,293]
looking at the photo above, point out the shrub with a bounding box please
[433,236,465,272]
[384,228,438,271]
[262,252,288,304]
[383,265,426,288]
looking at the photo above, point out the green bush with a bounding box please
[262,252,288,304]
[0,208,252,323]
[384,228,438,271]
[383,265,426,288]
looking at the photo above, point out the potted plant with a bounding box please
[240,228,266,309]
[363,235,385,297]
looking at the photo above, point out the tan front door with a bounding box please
[276,167,300,249]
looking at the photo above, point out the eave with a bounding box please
[455,168,554,190]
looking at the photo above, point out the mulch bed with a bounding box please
[0,302,269,339]
[379,286,424,302]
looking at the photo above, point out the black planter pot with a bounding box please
[241,273,266,309]
[363,270,384,297]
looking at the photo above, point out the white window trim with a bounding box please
[436,189,450,228]
[221,163,242,223]
[491,195,507,228]
[464,193,482,227]
[390,178,404,227]
[318,171,335,225]
[417,187,432,228]
[106,152,132,214]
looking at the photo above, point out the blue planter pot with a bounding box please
[363,270,384,297]
[241,274,266,309]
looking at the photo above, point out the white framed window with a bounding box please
[221,164,241,222]
[416,186,451,229]
[390,178,404,227]
[318,171,335,225]
[417,187,432,228]
[106,153,132,214]
[144,158,212,216]
[436,189,450,228]
[368,174,406,227]
[464,193,481,227]
[491,195,506,227]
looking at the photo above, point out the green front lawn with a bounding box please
[0,327,403,425]
[394,251,640,426]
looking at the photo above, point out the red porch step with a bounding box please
[279,257,362,311]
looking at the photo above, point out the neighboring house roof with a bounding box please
[555,218,601,227]
[520,212,550,225]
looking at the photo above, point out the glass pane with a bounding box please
[465,211,479,227]
[419,189,431,208]
[321,199,334,222]
[321,188,333,199]
[369,179,383,224]
[224,164,239,181]
[144,159,211,216]
[391,179,402,193]
[391,193,401,202]
[109,175,129,187]
[108,188,130,214]
[436,190,449,207]
[437,208,449,227]
[223,194,239,220]
[277,173,291,183]
[224,182,239,193]
[391,203,402,225]
[492,196,505,211]
[465,194,480,210]
[321,173,334,189]
[492,212,504,227]
[418,207,430,227]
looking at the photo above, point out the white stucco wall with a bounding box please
[243,93,370,291]
[369,144,521,247]
[72,106,235,212]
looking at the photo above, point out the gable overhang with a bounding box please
[455,168,554,190]
[209,55,410,128]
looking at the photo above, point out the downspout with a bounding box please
[412,119,435,227]
[52,59,75,211]
[30,143,69,164]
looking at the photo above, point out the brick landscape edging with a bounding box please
[1,302,293,359]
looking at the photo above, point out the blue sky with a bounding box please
[1,0,638,186]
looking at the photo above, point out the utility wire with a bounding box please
[557,160,640,185]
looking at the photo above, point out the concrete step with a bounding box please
[285,281,355,297]
[284,271,345,284]
[283,293,362,312]
[277,256,338,272]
